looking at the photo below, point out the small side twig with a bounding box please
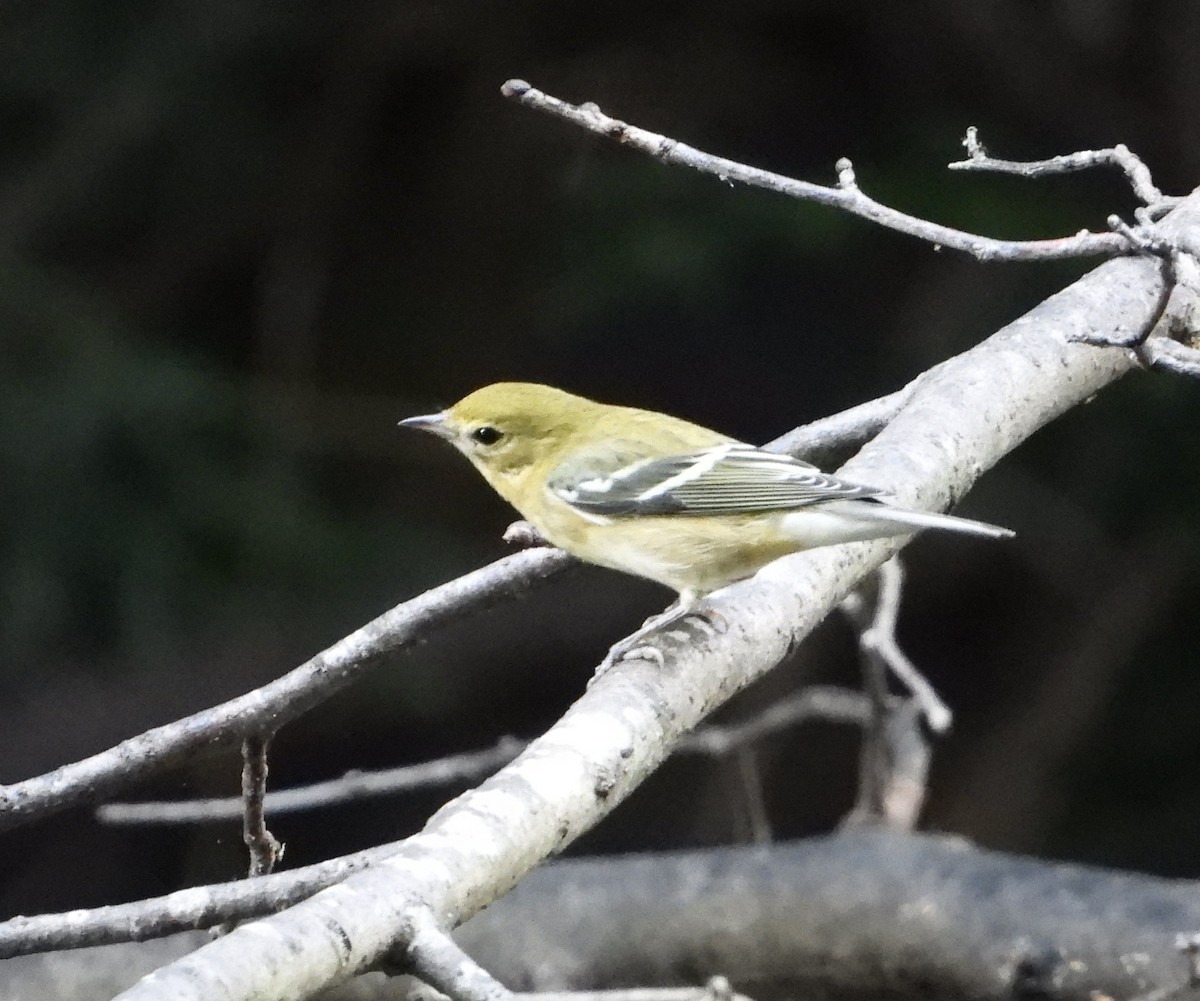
[510,980,755,1001]
[1067,226,1200,380]
[98,690,866,828]
[677,686,871,757]
[241,734,282,877]
[1141,337,1200,378]
[503,521,551,548]
[949,127,1178,213]
[764,387,909,465]
[840,559,942,829]
[409,979,756,1001]
[404,909,515,1001]
[501,80,1133,263]
[844,560,951,734]
[97,737,526,826]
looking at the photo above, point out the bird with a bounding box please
[400,383,1013,622]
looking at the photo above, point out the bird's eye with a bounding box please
[470,425,503,446]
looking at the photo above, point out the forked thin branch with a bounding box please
[501,81,1136,262]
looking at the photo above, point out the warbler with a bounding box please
[400,383,1013,608]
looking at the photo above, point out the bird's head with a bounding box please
[400,382,598,493]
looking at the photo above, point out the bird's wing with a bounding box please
[547,442,888,517]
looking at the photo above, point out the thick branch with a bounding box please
[456,830,1200,1001]
[106,187,1196,1001]
[12,833,1200,1001]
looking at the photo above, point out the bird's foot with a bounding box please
[502,520,550,548]
[588,602,727,687]
[588,642,665,688]
[678,606,728,638]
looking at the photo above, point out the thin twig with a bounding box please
[677,686,871,757]
[515,982,755,1001]
[732,747,772,844]
[949,127,1176,211]
[405,909,515,1001]
[876,701,933,830]
[850,561,952,734]
[501,80,1130,263]
[844,577,893,824]
[97,738,526,825]
[0,548,574,833]
[1066,225,1200,381]
[764,387,909,463]
[840,561,939,829]
[96,690,864,827]
[240,735,283,877]
[1141,337,1200,377]
[410,980,756,1001]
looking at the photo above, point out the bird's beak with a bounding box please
[398,412,455,441]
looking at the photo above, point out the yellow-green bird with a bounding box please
[401,383,1012,610]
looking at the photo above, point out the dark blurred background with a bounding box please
[2,0,1199,919]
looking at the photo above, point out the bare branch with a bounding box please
[96,688,868,828]
[405,909,515,1001]
[514,981,755,1001]
[452,830,1200,1001]
[1142,337,1200,378]
[0,842,400,959]
[104,187,1186,1000]
[677,686,871,757]
[97,738,526,826]
[3,688,866,958]
[240,735,283,877]
[949,126,1177,211]
[500,80,1129,263]
[764,387,908,463]
[14,834,1200,1001]
[840,561,938,830]
[0,548,575,833]
[864,560,951,734]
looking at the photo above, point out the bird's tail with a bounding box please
[832,499,1014,539]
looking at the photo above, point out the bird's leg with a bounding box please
[590,595,728,685]
[589,600,686,685]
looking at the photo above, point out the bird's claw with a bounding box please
[680,607,728,637]
[588,639,666,687]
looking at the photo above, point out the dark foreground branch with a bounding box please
[10,832,1200,1001]
[457,830,1200,1001]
